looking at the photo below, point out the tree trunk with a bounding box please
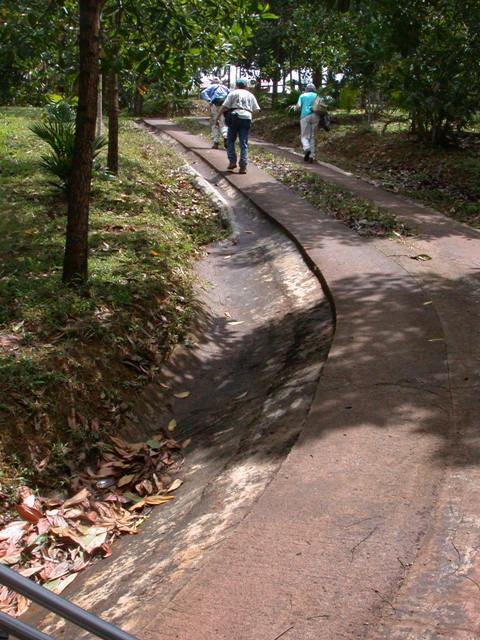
[133,89,144,116]
[312,68,322,88]
[271,78,278,102]
[96,73,103,136]
[107,69,119,174]
[63,0,104,286]
[410,110,417,135]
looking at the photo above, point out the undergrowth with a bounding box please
[0,108,225,507]
[249,148,412,238]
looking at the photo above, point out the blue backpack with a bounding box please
[211,84,229,106]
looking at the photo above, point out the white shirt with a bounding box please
[222,89,260,120]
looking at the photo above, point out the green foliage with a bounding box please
[1,0,270,112]
[3,0,479,147]
[142,92,196,116]
[272,89,301,113]
[253,91,272,110]
[30,98,106,192]
[338,0,480,143]
[338,85,359,112]
[45,94,78,123]
[0,1,78,105]
[238,0,480,144]
[100,0,273,114]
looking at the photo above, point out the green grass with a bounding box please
[249,147,412,238]
[0,108,225,494]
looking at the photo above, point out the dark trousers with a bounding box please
[227,114,251,167]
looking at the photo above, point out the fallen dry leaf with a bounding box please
[167,479,183,492]
[0,521,27,542]
[0,430,185,617]
[117,474,135,488]
[63,488,90,509]
[144,495,175,506]
[15,504,42,525]
[44,573,78,594]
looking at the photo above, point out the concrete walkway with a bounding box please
[142,120,480,639]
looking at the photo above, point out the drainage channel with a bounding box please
[26,127,334,638]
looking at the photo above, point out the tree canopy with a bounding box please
[2,0,480,283]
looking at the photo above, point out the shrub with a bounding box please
[272,89,301,112]
[338,86,360,112]
[31,95,106,192]
[142,94,196,116]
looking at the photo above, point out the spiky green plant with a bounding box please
[30,97,106,192]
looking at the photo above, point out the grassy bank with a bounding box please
[248,148,412,238]
[252,110,480,229]
[0,108,225,503]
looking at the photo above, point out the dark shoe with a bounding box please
[239,166,247,174]
[223,137,228,148]
[303,149,311,161]
[308,157,314,164]
[227,162,237,170]
[212,142,219,149]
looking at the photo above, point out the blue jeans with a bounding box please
[227,114,251,167]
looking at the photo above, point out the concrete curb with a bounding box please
[139,120,241,242]
[182,164,241,242]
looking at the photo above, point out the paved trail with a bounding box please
[248,137,480,639]
[34,121,479,640]
[31,126,333,640]
[139,121,480,640]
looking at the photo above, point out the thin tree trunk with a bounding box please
[271,75,279,103]
[107,69,119,174]
[312,68,322,88]
[96,73,103,136]
[63,0,104,285]
[133,87,144,116]
[106,4,122,173]
[366,87,372,125]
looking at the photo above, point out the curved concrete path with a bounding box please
[141,120,480,639]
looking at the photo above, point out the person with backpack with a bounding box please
[214,78,260,174]
[200,77,230,149]
[294,83,329,163]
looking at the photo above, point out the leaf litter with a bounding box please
[0,433,184,616]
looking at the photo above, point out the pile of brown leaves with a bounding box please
[0,434,185,616]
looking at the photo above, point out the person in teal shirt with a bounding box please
[295,83,320,163]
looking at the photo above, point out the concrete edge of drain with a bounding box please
[182,165,240,243]
[136,120,240,243]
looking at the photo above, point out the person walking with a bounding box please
[295,83,320,163]
[200,77,229,149]
[215,78,260,174]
